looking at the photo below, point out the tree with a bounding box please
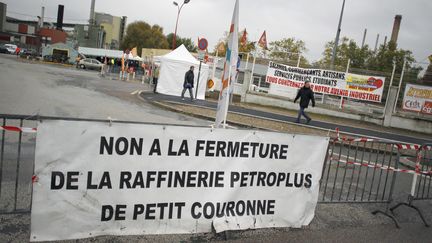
[166,33,197,52]
[368,41,417,73]
[317,37,421,77]
[120,21,169,56]
[317,37,372,70]
[269,38,309,66]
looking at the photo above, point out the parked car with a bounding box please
[4,44,17,54]
[78,58,104,70]
[0,44,9,54]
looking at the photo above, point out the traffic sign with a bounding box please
[197,50,206,61]
[198,38,208,51]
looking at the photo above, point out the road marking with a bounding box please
[130,90,140,95]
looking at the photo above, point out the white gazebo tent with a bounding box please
[156,45,209,100]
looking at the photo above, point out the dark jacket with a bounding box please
[294,86,315,108]
[184,70,194,88]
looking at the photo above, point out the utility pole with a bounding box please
[330,0,346,68]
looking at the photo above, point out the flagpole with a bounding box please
[212,49,218,81]
[223,65,232,128]
[215,0,238,128]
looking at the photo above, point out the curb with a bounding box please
[137,93,331,133]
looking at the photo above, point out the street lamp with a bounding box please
[172,0,191,50]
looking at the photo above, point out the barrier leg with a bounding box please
[390,196,430,227]
[372,208,401,228]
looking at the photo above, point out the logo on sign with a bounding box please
[367,77,384,90]
[404,99,421,110]
[422,101,432,114]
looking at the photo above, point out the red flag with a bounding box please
[258,31,268,49]
[240,29,247,47]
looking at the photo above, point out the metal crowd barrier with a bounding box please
[0,113,427,230]
[319,137,400,226]
[391,143,432,227]
[0,114,210,215]
[0,115,37,214]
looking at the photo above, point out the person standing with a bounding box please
[75,56,81,68]
[15,47,21,58]
[153,65,160,93]
[181,66,195,101]
[294,81,315,124]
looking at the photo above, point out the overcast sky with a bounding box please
[4,0,432,64]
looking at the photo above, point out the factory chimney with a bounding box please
[89,0,96,25]
[39,6,45,28]
[56,5,64,30]
[390,15,402,45]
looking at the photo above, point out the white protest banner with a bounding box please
[31,120,329,242]
[402,83,432,115]
[266,61,385,103]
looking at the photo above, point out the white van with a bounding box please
[4,44,17,54]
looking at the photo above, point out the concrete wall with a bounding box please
[389,115,432,134]
[243,92,432,134]
[243,92,383,125]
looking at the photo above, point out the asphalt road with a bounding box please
[0,54,211,126]
[141,93,432,145]
[1,54,432,242]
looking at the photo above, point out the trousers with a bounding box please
[297,107,311,122]
[181,87,194,100]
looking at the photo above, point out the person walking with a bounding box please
[181,66,195,101]
[294,81,315,124]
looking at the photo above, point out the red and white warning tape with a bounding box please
[331,157,432,176]
[333,127,430,151]
[0,125,37,133]
[334,137,376,143]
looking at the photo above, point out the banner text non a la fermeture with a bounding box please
[31,121,329,241]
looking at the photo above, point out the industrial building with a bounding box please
[0,0,126,51]
[72,0,126,49]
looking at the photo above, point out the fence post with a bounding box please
[393,58,407,114]
[249,56,256,91]
[383,87,398,127]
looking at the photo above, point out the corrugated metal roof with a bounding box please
[78,47,142,61]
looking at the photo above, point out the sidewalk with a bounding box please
[140,92,431,145]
